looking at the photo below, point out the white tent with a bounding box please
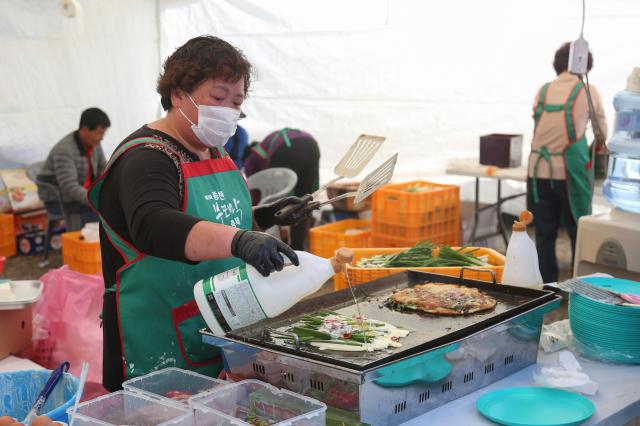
[1,0,639,182]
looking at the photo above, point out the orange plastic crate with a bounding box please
[372,180,460,244]
[309,219,371,259]
[334,246,504,290]
[0,214,16,257]
[62,231,102,275]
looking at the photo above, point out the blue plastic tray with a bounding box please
[477,387,595,426]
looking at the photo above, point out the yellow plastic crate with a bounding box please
[371,181,460,245]
[309,219,371,259]
[334,246,504,290]
[0,213,16,257]
[62,231,102,275]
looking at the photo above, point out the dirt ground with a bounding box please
[4,251,63,280]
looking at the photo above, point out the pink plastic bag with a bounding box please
[32,265,104,384]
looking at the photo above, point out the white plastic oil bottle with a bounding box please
[194,248,353,336]
[501,210,543,289]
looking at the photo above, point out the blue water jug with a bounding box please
[604,67,640,213]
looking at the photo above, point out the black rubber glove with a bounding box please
[231,230,299,277]
[254,195,311,230]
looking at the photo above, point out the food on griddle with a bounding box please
[355,241,490,268]
[388,283,497,315]
[285,311,409,352]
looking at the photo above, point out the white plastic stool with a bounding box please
[246,167,297,205]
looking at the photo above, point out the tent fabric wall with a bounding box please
[1,0,639,181]
[160,0,640,181]
[0,0,159,167]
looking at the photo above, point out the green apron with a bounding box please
[529,81,593,223]
[250,127,320,193]
[88,137,252,380]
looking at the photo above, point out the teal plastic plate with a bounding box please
[477,387,595,426]
[582,277,640,296]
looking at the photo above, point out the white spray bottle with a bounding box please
[501,210,543,289]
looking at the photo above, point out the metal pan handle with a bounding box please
[458,267,497,285]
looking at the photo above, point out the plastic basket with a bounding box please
[123,367,227,408]
[334,246,504,290]
[372,181,460,244]
[0,370,79,422]
[309,219,371,259]
[189,379,326,426]
[0,213,16,257]
[62,231,102,275]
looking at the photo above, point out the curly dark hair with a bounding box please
[553,42,593,75]
[157,36,252,111]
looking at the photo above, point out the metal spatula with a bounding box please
[310,153,398,209]
[274,153,398,220]
[558,278,625,305]
[312,134,386,198]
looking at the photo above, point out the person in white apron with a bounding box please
[527,42,608,283]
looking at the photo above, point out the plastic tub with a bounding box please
[190,379,326,426]
[0,370,79,422]
[0,280,43,310]
[123,367,227,407]
[67,391,191,426]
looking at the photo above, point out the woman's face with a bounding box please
[189,77,245,110]
[172,77,245,149]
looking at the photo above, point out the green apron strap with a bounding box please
[215,146,226,158]
[268,128,301,151]
[565,81,585,143]
[105,137,165,169]
[534,83,551,125]
[543,104,565,112]
[251,145,268,160]
[530,146,563,203]
[90,137,180,209]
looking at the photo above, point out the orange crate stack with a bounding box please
[309,219,371,258]
[62,231,102,275]
[0,214,16,257]
[334,246,504,290]
[371,181,460,246]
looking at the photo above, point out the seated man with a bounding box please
[37,108,109,230]
[244,128,320,250]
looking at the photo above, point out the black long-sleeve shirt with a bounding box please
[99,125,204,390]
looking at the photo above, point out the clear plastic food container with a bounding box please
[189,379,326,426]
[67,390,191,426]
[123,367,227,407]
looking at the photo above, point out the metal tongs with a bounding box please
[274,134,397,219]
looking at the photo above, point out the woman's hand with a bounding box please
[231,230,299,276]
[253,195,312,230]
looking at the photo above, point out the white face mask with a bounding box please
[179,94,240,148]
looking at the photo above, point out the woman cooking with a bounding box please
[90,36,310,391]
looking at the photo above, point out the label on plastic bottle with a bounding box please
[201,265,267,332]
